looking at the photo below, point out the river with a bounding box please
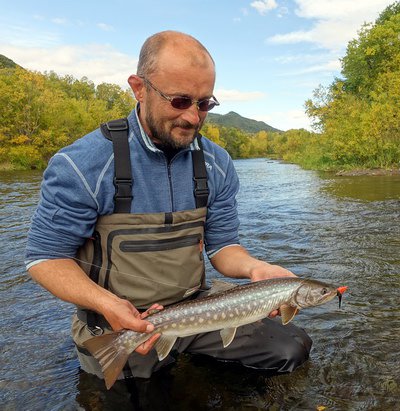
[1,159,399,410]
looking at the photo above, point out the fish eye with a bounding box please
[321,288,328,295]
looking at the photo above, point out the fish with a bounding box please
[83,277,347,389]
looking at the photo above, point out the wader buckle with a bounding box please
[113,177,133,200]
[88,325,104,336]
[194,177,209,197]
[106,118,129,132]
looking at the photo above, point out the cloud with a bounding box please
[0,43,137,87]
[254,109,312,131]
[277,7,289,18]
[97,23,114,32]
[267,0,394,51]
[251,0,278,15]
[215,89,265,102]
[51,18,68,25]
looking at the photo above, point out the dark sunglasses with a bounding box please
[141,77,219,112]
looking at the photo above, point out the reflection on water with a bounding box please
[320,172,400,202]
[1,161,399,410]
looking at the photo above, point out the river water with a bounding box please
[1,159,399,410]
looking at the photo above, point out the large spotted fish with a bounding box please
[84,277,347,389]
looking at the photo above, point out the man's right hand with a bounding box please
[102,298,163,355]
[28,259,163,355]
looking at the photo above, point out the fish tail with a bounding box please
[83,331,133,390]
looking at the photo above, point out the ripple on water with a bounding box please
[1,161,400,409]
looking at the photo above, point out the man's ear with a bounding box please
[128,75,145,102]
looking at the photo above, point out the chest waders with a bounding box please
[72,118,209,379]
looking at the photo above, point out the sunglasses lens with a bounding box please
[171,97,192,110]
[199,100,215,112]
[170,96,218,112]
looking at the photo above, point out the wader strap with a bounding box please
[192,135,209,208]
[104,118,132,213]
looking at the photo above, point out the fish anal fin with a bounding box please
[220,327,237,348]
[83,332,130,390]
[154,335,177,361]
[208,279,238,295]
[280,305,299,325]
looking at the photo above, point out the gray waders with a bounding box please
[72,118,312,382]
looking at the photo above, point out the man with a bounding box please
[26,31,312,383]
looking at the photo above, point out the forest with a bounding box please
[0,2,399,171]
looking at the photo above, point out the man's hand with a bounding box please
[249,262,296,318]
[249,262,296,282]
[102,298,163,355]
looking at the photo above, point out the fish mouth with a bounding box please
[337,286,348,308]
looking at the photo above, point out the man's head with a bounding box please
[128,31,217,149]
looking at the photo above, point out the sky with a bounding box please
[0,0,395,131]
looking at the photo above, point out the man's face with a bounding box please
[138,51,216,149]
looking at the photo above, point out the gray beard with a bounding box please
[146,112,200,150]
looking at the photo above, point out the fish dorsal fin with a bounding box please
[154,335,177,361]
[208,279,238,295]
[220,327,237,348]
[280,305,299,325]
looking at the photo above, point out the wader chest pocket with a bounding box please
[120,234,202,256]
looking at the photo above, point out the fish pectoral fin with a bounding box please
[154,335,177,361]
[220,327,237,348]
[280,305,299,325]
[208,279,238,295]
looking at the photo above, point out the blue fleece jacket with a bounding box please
[25,107,240,267]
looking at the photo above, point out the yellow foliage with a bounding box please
[9,135,30,145]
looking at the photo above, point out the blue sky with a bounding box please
[0,0,394,130]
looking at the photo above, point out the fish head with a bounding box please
[293,279,346,309]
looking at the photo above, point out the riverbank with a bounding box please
[335,168,400,176]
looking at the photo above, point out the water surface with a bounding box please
[1,160,399,410]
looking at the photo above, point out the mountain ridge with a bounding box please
[206,111,281,133]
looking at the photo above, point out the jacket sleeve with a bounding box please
[25,153,100,266]
[204,150,240,258]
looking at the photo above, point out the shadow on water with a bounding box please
[76,354,314,411]
[1,160,400,410]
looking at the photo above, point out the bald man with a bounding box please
[26,31,312,385]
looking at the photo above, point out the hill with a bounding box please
[206,111,281,133]
[0,55,20,69]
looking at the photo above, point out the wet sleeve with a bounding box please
[25,154,99,265]
[204,153,240,258]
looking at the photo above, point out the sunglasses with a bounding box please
[141,77,219,112]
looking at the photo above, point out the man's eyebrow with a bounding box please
[167,90,212,100]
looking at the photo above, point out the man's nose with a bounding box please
[180,103,202,126]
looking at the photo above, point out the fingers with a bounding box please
[103,298,156,333]
[141,303,164,319]
[135,333,161,355]
[268,309,279,318]
[128,316,155,333]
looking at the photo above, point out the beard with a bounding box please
[145,108,203,150]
